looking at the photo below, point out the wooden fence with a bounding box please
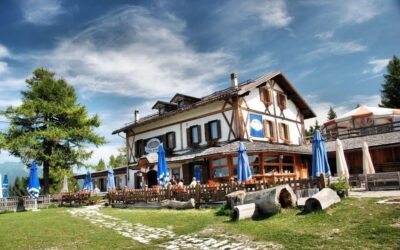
[0,195,52,212]
[108,175,326,205]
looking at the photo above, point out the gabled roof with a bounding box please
[112,71,316,134]
[151,100,177,110]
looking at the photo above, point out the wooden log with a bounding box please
[231,203,257,221]
[160,198,195,209]
[304,188,341,212]
[225,190,246,209]
[226,185,297,215]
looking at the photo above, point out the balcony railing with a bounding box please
[304,121,400,143]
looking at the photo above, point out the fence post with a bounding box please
[144,185,148,203]
[319,173,326,189]
[167,184,171,200]
[195,182,201,205]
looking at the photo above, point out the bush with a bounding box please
[47,204,59,209]
[329,177,350,197]
[88,196,103,205]
[215,204,231,216]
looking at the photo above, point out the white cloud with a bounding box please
[86,144,121,166]
[245,0,293,28]
[0,62,8,74]
[20,0,64,25]
[314,31,334,40]
[305,94,381,128]
[0,44,10,58]
[39,6,233,98]
[305,41,367,60]
[362,58,389,75]
[341,0,381,24]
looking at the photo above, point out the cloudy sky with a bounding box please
[0,0,399,166]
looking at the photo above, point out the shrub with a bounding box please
[329,177,350,197]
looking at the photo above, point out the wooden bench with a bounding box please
[365,172,400,191]
[60,191,91,206]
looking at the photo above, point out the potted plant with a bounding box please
[329,177,350,198]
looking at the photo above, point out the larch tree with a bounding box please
[0,68,105,194]
[96,158,106,171]
[380,56,400,108]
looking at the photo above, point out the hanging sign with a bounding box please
[250,114,264,137]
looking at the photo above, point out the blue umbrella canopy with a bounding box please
[27,162,41,198]
[157,143,170,187]
[2,174,9,198]
[237,142,252,183]
[194,165,201,182]
[107,167,116,190]
[83,171,93,191]
[311,130,331,177]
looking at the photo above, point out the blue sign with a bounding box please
[249,114,264,138]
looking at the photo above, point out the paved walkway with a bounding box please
[68,206,282,249]
[349,189,400,198]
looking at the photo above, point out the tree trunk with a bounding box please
[43,161,50,194]
[160,198,195,209]
[304,188,340,212]
[231,203,257,221]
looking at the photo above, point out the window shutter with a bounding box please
[259,88,265,103]
[216,120,222,139]
[197,125,202,144]
[270,122,276,142]
[186,127,192,147]
[204,122,210,142]
[286,125,291,143]
[279,123,285,140]
[267,89,273,104]
[263,120,270,138]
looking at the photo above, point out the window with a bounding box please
[279,123,291,142]
[177,100,184,108]
[212,158,229,178]
[262,153,295,176]
[259,87,273,105]
[165,132,176,150]
[277,92,287,109]
[186,125,202,147]
[171,168,181,179]
[248,154,261,175]
[205,120,221,142]
[135,139,144,157]
[159,107,165,115]
[263,120,276,139]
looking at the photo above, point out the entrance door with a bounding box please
[147,170,158,188]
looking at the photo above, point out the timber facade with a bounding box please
[112,71,316,188]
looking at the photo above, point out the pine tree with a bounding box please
[0,69,105,194]
[381,56,400,108]
[109,155,116,168]
[327,106,337,120]
[96,158,106,171]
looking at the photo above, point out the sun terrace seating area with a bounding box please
[107,175,326,206]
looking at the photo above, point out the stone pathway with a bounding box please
[68,206,282,249]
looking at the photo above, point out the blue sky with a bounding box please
[0,0,399,166]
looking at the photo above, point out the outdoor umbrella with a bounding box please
[61,175,69,193]
[362,142,375,174]
[237,142,252,183]
[311,130,331,177]
[107,167,116,190]
[2,174,9,198]
[27,162,41,199]
[335,139,350,179]
[157,143,170,187]
[0,174,2,198]
[83,171,93,191]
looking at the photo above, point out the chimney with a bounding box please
[231,73,238,88]
[134,109,140,123]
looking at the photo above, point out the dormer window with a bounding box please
[177,100,185,108]
[260,87,273,106]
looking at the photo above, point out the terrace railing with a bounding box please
[303,121,400,143]
[108,175,326,205]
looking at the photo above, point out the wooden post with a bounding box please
[319,173,326,189]
[195,182,201,205]
[365,174,369,191]
[167,184,171,200]
[144,185,148,203]
[398,172,400,190]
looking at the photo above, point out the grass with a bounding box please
[0,198,399,249]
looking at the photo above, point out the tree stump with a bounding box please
[225,190,246,209]
[304,188,340,212]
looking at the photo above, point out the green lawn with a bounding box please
[0,198,399,249]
